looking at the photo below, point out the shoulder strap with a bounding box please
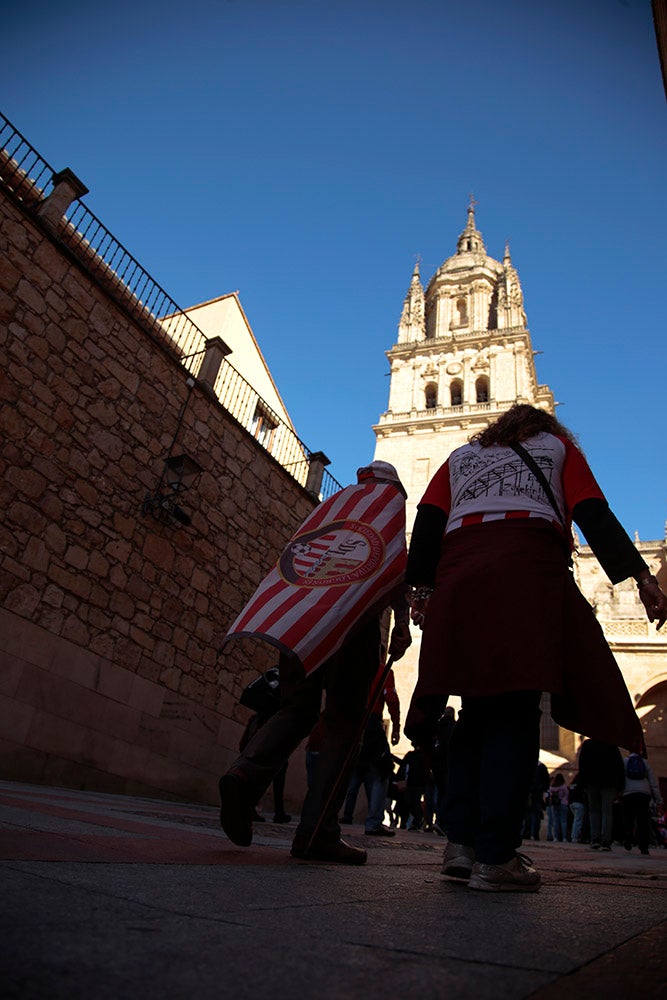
[509,442,566,529]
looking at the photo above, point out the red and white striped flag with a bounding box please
[222,482,407,675]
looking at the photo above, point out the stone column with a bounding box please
[305,451,331,499]
[198,336,232,393]
[462,354,471,405]
[488,346,498,402]
[441,369,452,407]
[37,168,89,228]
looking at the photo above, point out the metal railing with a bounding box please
[212,361,309,479]
[0,112,208,375]
[206,356,341,499]
[0,111,342,501]
[316,468,342,501]
[61,200,208,373]
[0,114,55,207]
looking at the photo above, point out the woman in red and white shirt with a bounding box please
[404,404,666,892]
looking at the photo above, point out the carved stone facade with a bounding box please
[374,206,666,779]
[376,206,554,534]
[574,535,667,780]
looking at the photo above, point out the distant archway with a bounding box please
[636,681,667,796]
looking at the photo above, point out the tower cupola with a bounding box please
[455,199,486,255]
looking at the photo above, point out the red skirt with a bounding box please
[405,519,644,754]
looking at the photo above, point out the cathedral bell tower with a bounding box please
[372,205,555,751]
[373,206,666,771]
[374,203,554,532]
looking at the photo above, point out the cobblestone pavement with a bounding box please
[1,780,665,999]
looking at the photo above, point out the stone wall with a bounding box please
[0,187,315,806]
[574,539,667,778]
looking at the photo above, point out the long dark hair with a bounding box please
[470,404,576,447]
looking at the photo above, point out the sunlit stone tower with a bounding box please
[374,202,553,541]
[373,203,555,752]
[373,205,666,776]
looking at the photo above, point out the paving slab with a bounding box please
[1,780,665,999]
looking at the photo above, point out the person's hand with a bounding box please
[389,621,411,660]
[638,579,667,631]
[391,725,400,746]
[410,595,430,630]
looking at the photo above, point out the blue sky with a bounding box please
[3,0,666,538]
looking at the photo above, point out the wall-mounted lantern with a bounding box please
[142,453,204,527]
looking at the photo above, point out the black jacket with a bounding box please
[577,739,625,791]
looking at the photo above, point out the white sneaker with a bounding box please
[468,853,541,892]
[441,842,475,879]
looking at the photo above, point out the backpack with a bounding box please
[625,754,647,780]
[239,667,280,715]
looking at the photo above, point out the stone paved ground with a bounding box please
[1,780,665,999]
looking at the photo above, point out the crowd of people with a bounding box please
[248,726,667,856]
[345,734,666,855]
[218,405,667,892]
[525,740,665,854]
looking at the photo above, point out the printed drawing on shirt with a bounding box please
[450,448,557,508]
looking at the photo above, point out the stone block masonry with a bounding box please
[0,187,315,806]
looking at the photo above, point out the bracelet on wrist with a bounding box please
[636,575,659,590]
[408,585,434,604]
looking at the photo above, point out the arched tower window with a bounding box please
[475,376,489,403]
[455,297,468,327]
[425,383,437,409]
[450,379,463,407]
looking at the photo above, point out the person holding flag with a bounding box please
[218,460,412,864]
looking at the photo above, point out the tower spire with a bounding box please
[466,193,478,229]
[397,257,425,343]
[498,238,527,329]
[457,196,485,254]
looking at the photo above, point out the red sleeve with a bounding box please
[419,459,451,514]
[559,438,605,513]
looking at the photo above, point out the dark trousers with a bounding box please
[406,786,425,829]
[444,690,542,865]
[239,715,288,815]
[622,792,651,852]
[229,619,380,845]
[523,794,544,839]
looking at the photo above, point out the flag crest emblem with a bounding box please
[279,520,385,587]
[222,481,407,675]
